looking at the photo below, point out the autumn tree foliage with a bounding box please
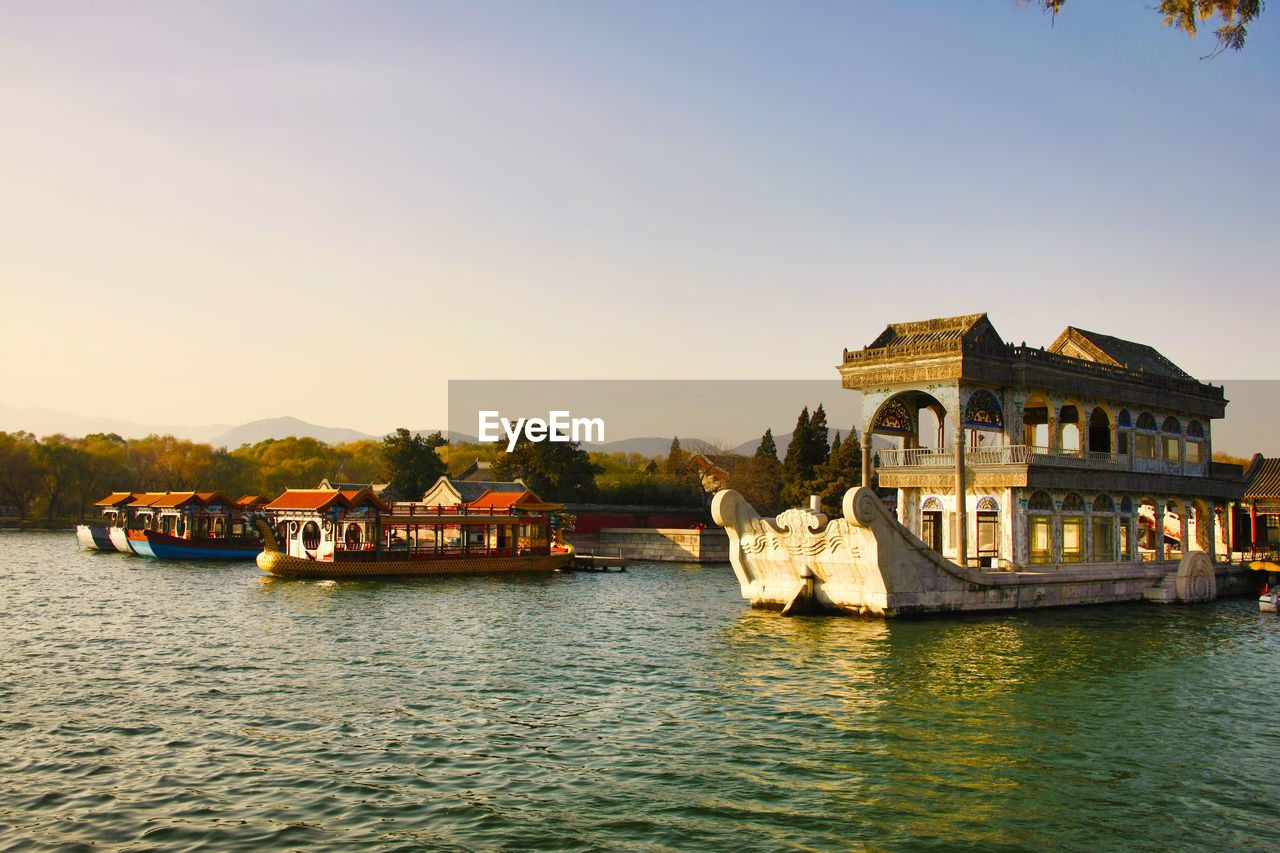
[1024,0,1263,54]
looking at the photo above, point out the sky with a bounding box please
[2,1,1277,440]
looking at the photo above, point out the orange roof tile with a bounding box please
[94,492,136,508]
[264,490,348,512]
[127,492,169,508]
[151,492,201,509]
[466,489,562,512]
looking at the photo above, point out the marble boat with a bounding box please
[714,314,1250,617]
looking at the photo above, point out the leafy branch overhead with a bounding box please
[1025,0,1264,54]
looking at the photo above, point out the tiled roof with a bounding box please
[265,490,348,511]
[151,492,201,509]
[94,491,136,507]
[454,480,525,503]
[466,489,563,512]
[127,492,169,508]
[1049,327,1193,380]
[866,313,998,349]
[1245,456,1280,499]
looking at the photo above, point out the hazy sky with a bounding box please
[2,1,1277,436]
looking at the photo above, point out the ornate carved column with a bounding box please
[955,427,967,566]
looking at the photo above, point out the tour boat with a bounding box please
[81,491,265,560]
[1251,561,1280,612]
[256,487,574,579]
[715,314,1251,617]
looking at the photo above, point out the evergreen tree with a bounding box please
[756,428,778,462]
[665,436,689,476]
[808,404,830,469]
[809,424,864,515]
[781,406,819,508]
[728,427,784,516]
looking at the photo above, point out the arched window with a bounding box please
[920,497,943,552]
[1028,491,1054,511]
[963,390,1004,429]
[1135,413,1157,459]
[302,521,321,550]
[1061,493,1085,512]
[1187,420,1204,437]
[1118,497,1133,560]
[1161,417,1182,462]
[1092,494,1115,513]
[872,397,915,435]
[1120,496,1133,513]
[345,523,362,549]
[1162,416,1181,433]
[976,496,998,511]
[1117,409,1132,428]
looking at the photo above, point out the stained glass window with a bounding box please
[922,496,942,510]
[962,390,1004,429]
[873,397,915,435]
[976,496,998,511]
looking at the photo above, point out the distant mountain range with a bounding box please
[0,403,892,456]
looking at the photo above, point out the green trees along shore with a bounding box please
[0,405,864,522]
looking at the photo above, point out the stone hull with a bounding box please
[712,487,1229,618]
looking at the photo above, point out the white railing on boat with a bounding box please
[878,444,1128,470]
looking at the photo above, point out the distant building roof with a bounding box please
[1244,455,1280,500]
[456,460,496,482]
[1048,327,1193,380]
[420,475,527,506]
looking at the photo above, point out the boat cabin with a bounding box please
[263,487,563,563]
[840,314,1243,570]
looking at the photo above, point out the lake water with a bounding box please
[3,529,1279,852]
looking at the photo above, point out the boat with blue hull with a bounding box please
[126,528,262,560]
[81,490,266,561]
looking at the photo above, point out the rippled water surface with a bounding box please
[4,530,1280,851]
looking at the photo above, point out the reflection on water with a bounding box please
[3,531,1279,851]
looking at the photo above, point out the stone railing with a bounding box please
[878,444,1126,470]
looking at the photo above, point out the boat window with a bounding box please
[302,521,321,550]
[1135,433,1155,459]
[1161,416,1181,434]
[1162,435,1181,462]
[1061,516,1084,563]
[1120,496,1133,513]
[1029,515,1052,563]
[1061,493,1085,512]
[1027,491,1053,512]
[345,524,362,549]
[1092,516,1115,561]
[1117,409,1131,428]
[1185,441,1202,464]
[1187,420,1204,437]
[1136,412,1156,430]
[1092,494,1114,513]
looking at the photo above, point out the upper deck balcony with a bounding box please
[873,444,1240,498]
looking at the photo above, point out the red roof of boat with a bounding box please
[265,488,391,513]
[95,492,136,508]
